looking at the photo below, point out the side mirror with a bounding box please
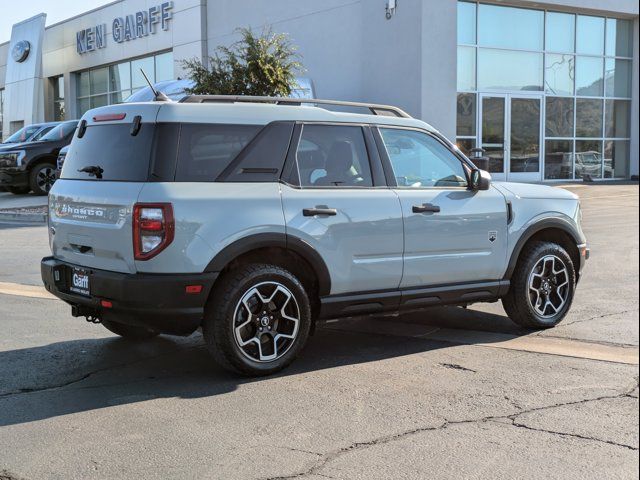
[470,168,491,191]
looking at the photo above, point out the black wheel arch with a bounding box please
[204,232,332,297]
[26,154,57,171]
[504,218,582,281]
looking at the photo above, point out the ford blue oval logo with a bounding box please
[12,40,31,63]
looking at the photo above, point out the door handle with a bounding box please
[303,207,338,217]
[412,203,441,214]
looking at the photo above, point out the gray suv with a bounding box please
[41,97,589,376]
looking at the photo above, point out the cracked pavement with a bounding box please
[0,184,638,479]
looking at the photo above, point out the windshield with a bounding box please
[40,121,78,142]
[4,125,41,143]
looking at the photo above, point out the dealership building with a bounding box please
[0,0,638,182]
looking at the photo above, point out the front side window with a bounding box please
[380,129,468,188]
[295,125,372,187]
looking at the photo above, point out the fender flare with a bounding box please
[504,217,581,280]
[204,232,332,296]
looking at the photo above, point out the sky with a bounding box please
[0,0,113,43]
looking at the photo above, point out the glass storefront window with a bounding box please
[457,46,476,91]
[51,76,65,121]
[457,2,633,179]
[575,99,603,137]
[575,140,603,179]
[544,54,574,96]
[132,57,155,89]
[576,15,605,55]
[76,52,173,117]
[604,140,630,178]
[545,12,575,53]
[110,63,131,92]
[544,140,573,180]
[456,138,476,157]
[89,67,109,95]
[456,93,476,136]
[605,58,632,98]
[457,1,476,45]
[605,19,633,57]
[155,52,174,82]
[575,56,604,96]
[478,4,543,51]
[545,97,574,138]
[478,49,542,91]
[605,100,630,138]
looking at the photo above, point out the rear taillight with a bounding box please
[133,203,174,260]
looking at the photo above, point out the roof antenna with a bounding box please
[140,68,171,102]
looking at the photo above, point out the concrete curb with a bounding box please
[0,212,48,224]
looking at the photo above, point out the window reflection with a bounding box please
[576,15,605,55]
[478,4,543,51]
[575,99,603,137]
[457,1,476,45]
[575,140,602,179]
[575,56,604,96]
[456,93,476,136]
[544,140,573,180]
[606,19,633,57]
[604,140,630,178]
[605,58,632,98]
[478,49,543,91]
[545,12,575,53]
[605,100,630,138]
[545,97,574,138]
[545,54,574,96]
[457,46,476,91]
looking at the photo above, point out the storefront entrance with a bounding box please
[479,94,543,182]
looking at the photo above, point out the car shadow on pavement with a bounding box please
[0,306,527,428]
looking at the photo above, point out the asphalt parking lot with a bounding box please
[0,183,638,480]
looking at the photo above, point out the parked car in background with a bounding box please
[2,122,60,144]
[123,77,316,103]
[56,145,69,177]
[0,120,78,195]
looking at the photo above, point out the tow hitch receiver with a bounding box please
[71,305,101,323]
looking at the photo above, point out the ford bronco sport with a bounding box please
[41,96,589,376]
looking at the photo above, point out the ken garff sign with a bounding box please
[76,2,173,54]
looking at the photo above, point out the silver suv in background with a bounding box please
[41,97,588,376]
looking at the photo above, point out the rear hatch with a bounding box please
[49,104,167,273]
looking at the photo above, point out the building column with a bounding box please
[2,14,46,139]
[630,17,639,178]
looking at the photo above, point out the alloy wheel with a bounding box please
[233,281,300,362]
[527,255,570,318]
[36,166,57,193]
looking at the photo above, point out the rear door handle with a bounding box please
[303,207,337,217]
[412,203,441,214]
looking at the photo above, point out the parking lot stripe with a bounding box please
[0,282,56,300]
[327,318,639,366]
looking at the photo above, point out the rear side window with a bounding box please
[295,125,373,187]
[61,124,155,181]
[175,124,261,181]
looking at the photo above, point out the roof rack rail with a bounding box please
[179,95,412,118]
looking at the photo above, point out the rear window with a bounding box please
[175,124,261,181]
[61,124,155,181]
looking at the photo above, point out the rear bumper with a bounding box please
[41,256,218,335]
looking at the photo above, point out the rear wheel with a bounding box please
[29,162,57,195]
[102,318,159,340]
[503,241,576,329]
[203,264,312,376]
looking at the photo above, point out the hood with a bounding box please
[0,140,48,151]
[494,181,578,201]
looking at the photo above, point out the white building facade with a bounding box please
[1,0,638,181]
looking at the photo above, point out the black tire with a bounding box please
[29,162,57,196]
[503,241,576,329]
[203,264,312,376]
[7,185,30,195]
[102,318,159,340]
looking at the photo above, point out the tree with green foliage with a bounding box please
[182,27,303,97]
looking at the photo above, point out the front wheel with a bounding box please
[203,264,312,376]
[502,241,576,329]
[29,163,57,195]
